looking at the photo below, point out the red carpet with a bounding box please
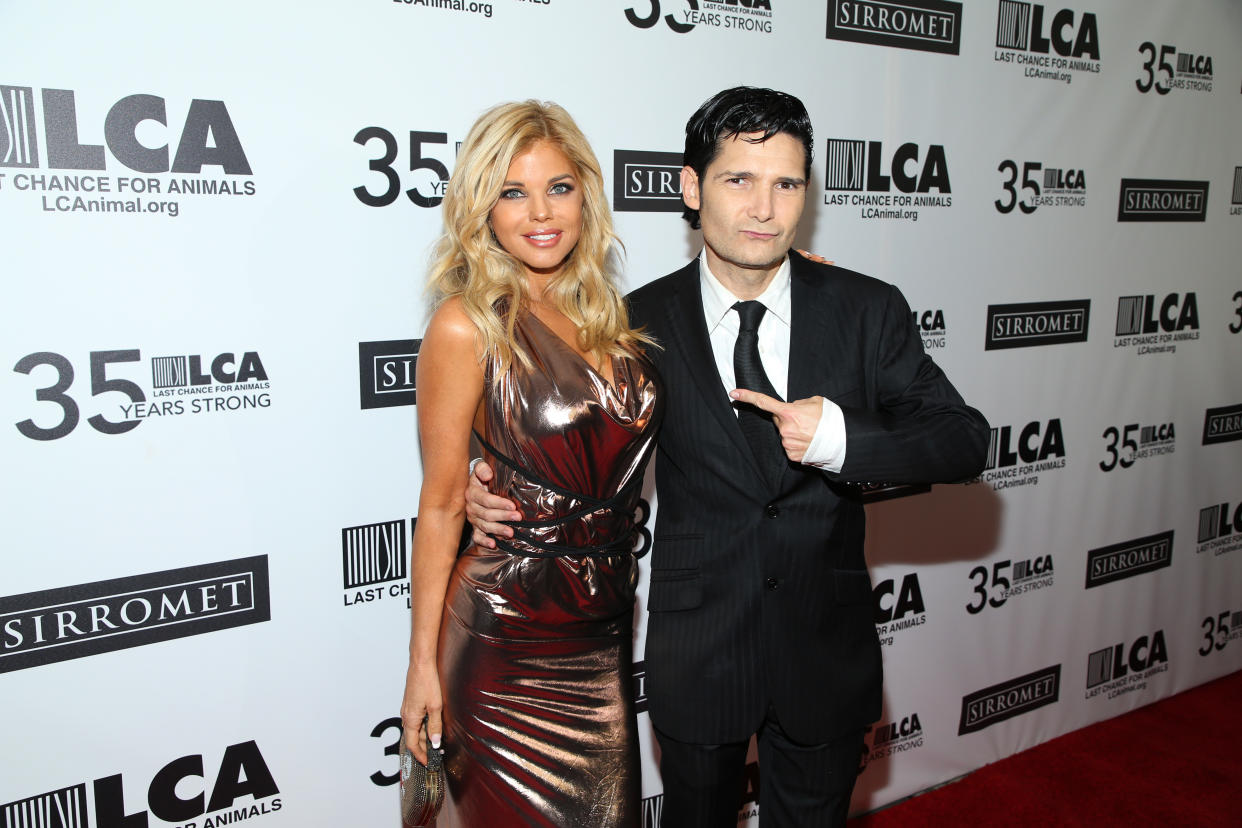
[853,669,1242,826]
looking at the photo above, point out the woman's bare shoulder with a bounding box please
[423,297,483,353]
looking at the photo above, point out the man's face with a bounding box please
[681,131,808,279]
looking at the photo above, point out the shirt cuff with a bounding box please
[802,397,846,472]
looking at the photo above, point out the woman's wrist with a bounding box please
[408,643,438,668]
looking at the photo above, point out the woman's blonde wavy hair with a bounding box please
[427,100,652,370]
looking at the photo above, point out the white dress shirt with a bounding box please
[698,250,847,472]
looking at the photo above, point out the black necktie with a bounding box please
[732,301,784,487]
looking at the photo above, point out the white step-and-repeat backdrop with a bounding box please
[3,1,1240,825]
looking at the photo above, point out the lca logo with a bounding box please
[1199,501,1242,545]
[873,572,927,647]
[995,2,1100,60]
[342,519,408,590]
[911,308,947,349]
[342,518,413,609]
[984,420,1066,470]
[1086,630,1167,690]
[0,741,280,828]
[1115,294,1199,336]
[860,711,924,771]
[823,139,951,195]
[640,794,663,828]
[873,573,926,625]
[0,85,251,174]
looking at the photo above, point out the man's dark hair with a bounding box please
[681,86,814,229]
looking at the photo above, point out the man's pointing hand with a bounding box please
[729,388,825,463]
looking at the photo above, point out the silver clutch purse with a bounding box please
[399,726,445,827]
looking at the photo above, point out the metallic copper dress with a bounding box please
[437,309,661,827]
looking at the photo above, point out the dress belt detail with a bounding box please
[473,430,641,559]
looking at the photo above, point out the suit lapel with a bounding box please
[787,254,836,402]
[777,256,839,489]
[661,260,770,486]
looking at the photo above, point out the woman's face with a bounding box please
[489,139,584,280]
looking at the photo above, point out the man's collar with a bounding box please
[699,250,792,332]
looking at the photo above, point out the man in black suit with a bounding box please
[467,87,988,826]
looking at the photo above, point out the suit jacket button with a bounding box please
[765,504,780,518]
[765,577,779,591]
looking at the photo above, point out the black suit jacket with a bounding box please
[626,253,989,745]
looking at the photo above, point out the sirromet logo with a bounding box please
[359,339,419,409]
[1117,178,1209,222]
[1203,404,1242,445]
[985,300,1090,349]
[1085,531,1173,588]
[0,556,270,673]
[613,150,684,212]
[958,665,1060,734]
[826,0,963,55]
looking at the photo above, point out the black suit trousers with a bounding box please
[655,705,865,828]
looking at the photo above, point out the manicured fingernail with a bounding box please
[431,735,441,749]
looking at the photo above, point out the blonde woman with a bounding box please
[400,101,662,827]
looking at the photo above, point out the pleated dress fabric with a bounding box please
[436,309,661,827]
